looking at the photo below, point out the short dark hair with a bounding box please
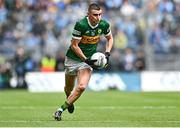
[88,3,101,12]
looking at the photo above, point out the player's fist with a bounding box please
[84,58,97,66]
[104,52,110,67]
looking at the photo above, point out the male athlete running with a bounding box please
[54,3,113,121]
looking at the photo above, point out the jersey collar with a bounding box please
[86,17,99,29]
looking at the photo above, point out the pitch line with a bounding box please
[0,106,176,110]
[0,120,180,123]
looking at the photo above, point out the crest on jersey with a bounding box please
[98,29,102,34]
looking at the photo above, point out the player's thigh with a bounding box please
[77,68,92,88]
[65,74,76,90]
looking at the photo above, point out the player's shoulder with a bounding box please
[75,17,88,28]
[99,19,110,27]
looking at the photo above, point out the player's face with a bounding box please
[88,9,102,25]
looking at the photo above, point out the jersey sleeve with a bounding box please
[72,22,83,40]
[103,21,111,36]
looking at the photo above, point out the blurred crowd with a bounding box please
[0,0,180,88]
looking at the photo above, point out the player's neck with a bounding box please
[87,17,98,29]
[90,20,97,26]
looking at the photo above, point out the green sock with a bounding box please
[61,101,69,111]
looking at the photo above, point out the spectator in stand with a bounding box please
[120,0,136,17]
[104,0,122,10]
[158,0,175,14]
[40,53,56,72]
[134,50,146,71]
[114,29,128,50]
[0,55,12,89]
[123,47,135,71]
[55,50,65,71]
[0,0,7,24]
[110,49,124,71]
[11,46,35,88]
[149,22,171,54]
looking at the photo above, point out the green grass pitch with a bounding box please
[0,89,180,127]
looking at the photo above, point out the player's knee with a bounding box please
[78,84,86,92]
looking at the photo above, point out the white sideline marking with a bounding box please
[0,120,180,123]
[0,106,176,110]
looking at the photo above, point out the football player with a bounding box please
[54,3,113,121]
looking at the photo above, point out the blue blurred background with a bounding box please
[0,0,179,89]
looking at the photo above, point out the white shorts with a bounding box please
[64,57,93,75]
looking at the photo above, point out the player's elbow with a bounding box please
[70,44,78,51]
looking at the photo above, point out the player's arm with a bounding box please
[71,21,97,65]
[104,22,113,53]
[71,22,87,61]
[105,33,113,53]
[70,38,87,61]
[104,23,113,66]
[103,33,113,67]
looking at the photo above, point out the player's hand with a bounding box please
[104,52,110,67]
[84,58,97,66]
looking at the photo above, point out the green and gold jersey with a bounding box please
[66,16,111,61]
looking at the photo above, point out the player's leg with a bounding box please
[64,74,76,113]
[67,68,92,104]
[54,74,76,120]
[53,57,92,121]
[64,74,76,98]
[54,68,92,121]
